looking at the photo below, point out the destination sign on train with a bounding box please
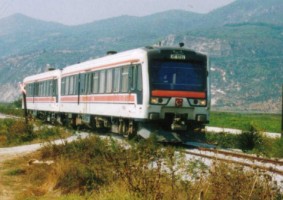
[170,54,186,60]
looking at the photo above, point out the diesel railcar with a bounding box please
[23,46,210,142]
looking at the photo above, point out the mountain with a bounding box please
[0,0,282,113]
[205,0,283,26]
[161,22,283,111]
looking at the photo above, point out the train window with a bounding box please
[66,77,70,95]
[30,83,35,97]
[74,75,78,95]
[34,82,39,96]
[46,81,48,96]
[113,68,120,93]
[42,82,45,96]
[34,83,37,96]
[52,79,57,96]
[51,80,54,96]
[121,66,129,92]
[137,65,142,91]
[30,84,33,97]
[48,81,51,96]
[129,66,134,91]
[45,81,48,96]
[44,81,47,96]
[129,64,142,91]
[99,70,105,93]
[38,82,42,96]
[106,69,113,93]
[43,81,45,96]
[85,73,92,94]
[47,81,51,96]
[26,84,31,97]
[44,82,46,96]
[61,78,66,95]
[74,76,77,95]
[92,72,99,93]
[38,82,41,96]
[79,74,86,95]
[26,84,29,97]
[39,82,42,96]
[69,76,74,95]
[43,81,46,96]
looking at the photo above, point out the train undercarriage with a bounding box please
[29,110,206,143]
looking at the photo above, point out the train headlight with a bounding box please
[150,97,169,105]
[188,99,207,107]
[199,100,207,106]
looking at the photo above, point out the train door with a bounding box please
[33,82,39,110]
[78,73,92,114]
[130,64,143,105]
[52,79,58,110]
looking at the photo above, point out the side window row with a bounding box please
[61,64,142,96]
[26,80,57,97]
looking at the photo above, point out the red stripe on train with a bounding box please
[26,97,56,103]
[61,94,135,103]
[152,90,206,98]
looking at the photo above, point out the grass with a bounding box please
[210,111,282,133]
[0,118,71,147]
[0,99,23,117]
[205,125,283,158]
[3,136,280,200]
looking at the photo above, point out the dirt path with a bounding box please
[0,142,44,199]
[0,132,90,199]
[0,153,25,200]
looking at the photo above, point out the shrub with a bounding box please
[271,137,283,158]
[4,119,35,145]
[238,125,264,151]
[0,101,23,116]
[206,124,281,157]
[0,118,69,146]
[20,136,281,199]
[205,132,238,148]
[205,162,281,200]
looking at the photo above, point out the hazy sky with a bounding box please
[0,0,235,25]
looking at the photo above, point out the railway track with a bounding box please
[182,146,283,177]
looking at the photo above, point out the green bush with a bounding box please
[206,132,239,148]
[238,125,263,151]
[0,101,23,117]
[0,119,68,146]
[271,138,283,158]
[206,124,282,158]
[0,119,35,145]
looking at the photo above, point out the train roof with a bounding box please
[61,46,206,76]
[61,48,147,76]
[23,45,207,81]
[23,69,61,83]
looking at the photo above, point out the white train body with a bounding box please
[24,69,61,113]
[59,48,148,119]
[23,46,210,140]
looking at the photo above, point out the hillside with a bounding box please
[202,0,283,27]
[0,0,282,112]
[161,23,283,112]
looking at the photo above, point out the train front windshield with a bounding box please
[150,60,206,92]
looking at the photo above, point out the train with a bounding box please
[22,45,210,142]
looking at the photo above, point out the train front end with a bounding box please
[138,47,210,142]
